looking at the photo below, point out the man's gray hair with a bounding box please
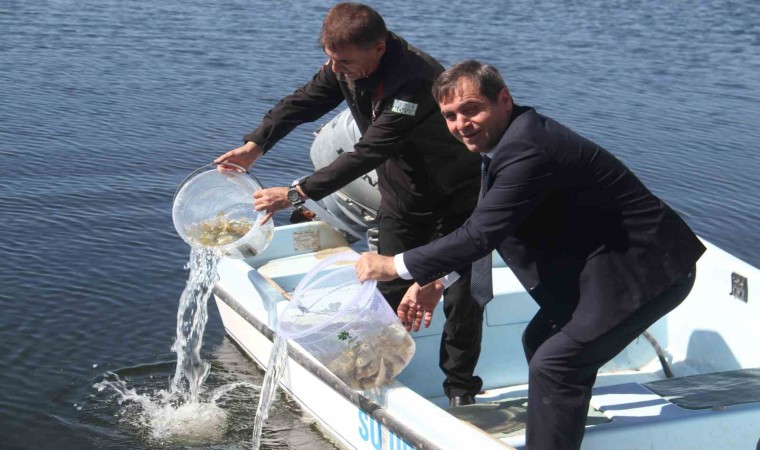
[432,60,507,104]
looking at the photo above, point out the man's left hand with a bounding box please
[398,281,444,331]
[356,253,398,282]
[253,187,290,224]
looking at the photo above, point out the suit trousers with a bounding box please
[522,268,696,450]
[377,212,484,398]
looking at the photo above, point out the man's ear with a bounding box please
[499,87,513,108]
[374,40,386,57]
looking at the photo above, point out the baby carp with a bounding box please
[325,322,415,390]
[188,213,253,247]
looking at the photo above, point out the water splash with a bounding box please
[92,244,301,448]
[93,246,229,442]
[251,335,289,450]
[93,372,249,443]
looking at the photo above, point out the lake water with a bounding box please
[1,0,759,449]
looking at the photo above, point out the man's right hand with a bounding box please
[214,141,264,170]
[356,253,398,282]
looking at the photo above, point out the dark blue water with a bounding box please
[1,0,759,448]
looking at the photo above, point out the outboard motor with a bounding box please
[304,109,380,249]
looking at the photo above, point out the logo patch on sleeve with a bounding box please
[390,99,418,116]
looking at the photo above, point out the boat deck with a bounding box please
[446,397,610,439]
[644,368,760,410]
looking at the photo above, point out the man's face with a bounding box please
[439,78,513,154]
[324,42,385,81]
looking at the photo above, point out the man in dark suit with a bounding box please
[356,60,705,450]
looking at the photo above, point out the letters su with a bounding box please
[358,410,413,450]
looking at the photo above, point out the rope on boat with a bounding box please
[641,330,674,378]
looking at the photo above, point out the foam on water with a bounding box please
[93,372,241,443]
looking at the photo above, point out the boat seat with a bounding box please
[257,246,356,293]
[244,221,358,293]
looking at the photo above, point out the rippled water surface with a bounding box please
[1,0,759,449]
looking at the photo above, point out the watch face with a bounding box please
[287,187,301,204]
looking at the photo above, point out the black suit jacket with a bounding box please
[404,105,705,341]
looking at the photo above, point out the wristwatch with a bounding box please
[287,178,306,208]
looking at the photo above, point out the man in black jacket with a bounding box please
[215,3,484,405]
[356,60,705,449]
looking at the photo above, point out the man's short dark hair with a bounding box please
[432,60,507,104]
[319,3,388,50]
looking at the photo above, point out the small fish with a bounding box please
[324,322,415,390]
[190,215,253,247]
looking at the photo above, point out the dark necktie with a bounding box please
[470,156,493,307]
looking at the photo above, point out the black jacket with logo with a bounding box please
[244,32,481,218]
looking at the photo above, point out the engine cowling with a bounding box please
[305,109,380,242]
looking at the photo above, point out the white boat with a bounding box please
[211,111,760,450]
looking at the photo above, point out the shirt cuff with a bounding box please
[438,271,461,289]
[393,253,413,280]
[393,253,460,288]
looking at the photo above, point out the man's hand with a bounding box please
[215,141,264,171]
[397,281,444,331]
[356,253,398,282]
[253,187,290,224]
